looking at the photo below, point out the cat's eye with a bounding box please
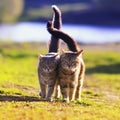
[65,60,71,64]
[71,63,76,66]
[71,62,79,66]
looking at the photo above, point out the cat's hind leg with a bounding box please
[54,81,61,99]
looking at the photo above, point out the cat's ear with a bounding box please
[38,54,43,59]
[76,50,83,57]
[61,49,65,54]
[53,54,60,60]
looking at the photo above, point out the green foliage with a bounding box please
[0,0,23,23]
[0,42,120,120]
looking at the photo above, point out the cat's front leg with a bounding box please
[75,78,84,101]
[60,82,69,103]
[75,85,81,101]
[69,82,77,101]
[46,84,55,102]
[40,82,46,100]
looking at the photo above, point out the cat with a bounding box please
[47,21,85,103]
[38,53,59,101]
[38,5,62,101]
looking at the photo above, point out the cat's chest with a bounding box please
[59,74,78,84]
[59,71,77,80]
[59,67,80,82]
[40,72,55,78]
[40,74,55,84]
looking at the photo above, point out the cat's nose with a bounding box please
[47,68,50,72]
[68,65,71,68]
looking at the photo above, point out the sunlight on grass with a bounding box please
[0,101,120,120]
[0,87,26,96]
[0,42,120,120]
[94,74,120,93]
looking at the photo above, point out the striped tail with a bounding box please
[47,21,79,52]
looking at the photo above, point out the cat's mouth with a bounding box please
[61,69,75,75]
[42,71,54,76]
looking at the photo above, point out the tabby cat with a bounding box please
[38,5,61,101]
[47,21,85,103]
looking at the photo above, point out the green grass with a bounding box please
[0,42,120,120]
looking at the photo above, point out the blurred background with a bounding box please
[0,1,120,115]
[0,0,120,43]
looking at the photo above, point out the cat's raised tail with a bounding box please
[49,5,62,53]
[52,5,62,29]
[47,21,79,52]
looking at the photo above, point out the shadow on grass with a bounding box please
[86,63,120,74]
[0,95,93,106]
[0,95,40,102]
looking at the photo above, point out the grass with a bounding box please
[0,42,120,120]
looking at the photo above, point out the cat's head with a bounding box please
[60,50,83,74]
[38,53,59,73]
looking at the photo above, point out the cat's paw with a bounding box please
[71,99,81,104]
[75,98,81,103]
[46,97,53,102]
[62,98,69,103]
[54,95,60,99]
[39,91,42,96]
[40,97,46,101]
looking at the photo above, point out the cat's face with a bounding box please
[60,50,83,74]
[38,53,59,73]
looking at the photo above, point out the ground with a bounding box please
[0,42,120,120]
